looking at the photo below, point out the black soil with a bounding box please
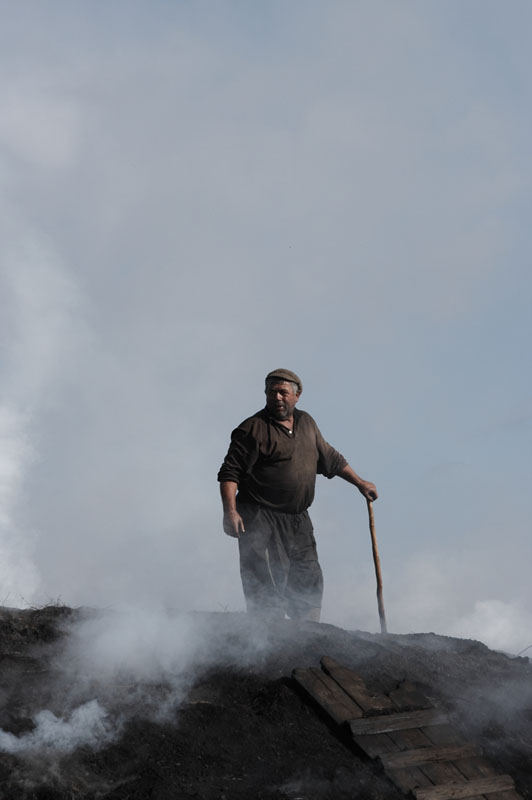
[0,607,531,799]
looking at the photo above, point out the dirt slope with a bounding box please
[0,607,530,799]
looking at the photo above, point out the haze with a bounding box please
[1,1,530,653]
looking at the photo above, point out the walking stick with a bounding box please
[366,499,387,634]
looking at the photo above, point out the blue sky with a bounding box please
[0,1,530,651]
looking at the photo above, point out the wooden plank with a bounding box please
[434,755,523,800]
[295,664,437,793]
[436,751,497,784]
[489,793,524,800]
[390,725,435,749]
[380,743,480,769]
[319,655,465,796]
[292,667,363,725]
[420,767,484,800]
[351,731,399,758]
[387,726,441,793]
[388,766,435,793]
[389,680,434,711]
[320,656,394,715]
[414,775,515,800]
[387,727,486,800]
[295,659,523,800]
[351,718,433,791]
[423,723,463,746]
[421,723,521,798]
[488,793,524,800]
[349,709,448,736]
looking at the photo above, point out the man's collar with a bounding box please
[263,407,300,424]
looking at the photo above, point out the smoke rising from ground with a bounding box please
[0,606,530,774]
[0,607,287,755]
[0,2,530,654]
[0,701,113,754]
[0,228,84,602]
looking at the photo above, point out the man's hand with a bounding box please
[220,481,245,537]
[357,481,378,502]
[339,465,378,501]
[223,510,246,538]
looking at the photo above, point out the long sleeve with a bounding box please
[315,426,348,479]
[218,409,347,513]
[217,425,259,484]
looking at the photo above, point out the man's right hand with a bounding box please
[223,510,246,538]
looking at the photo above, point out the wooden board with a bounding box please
[387,726,480,797]
[421,722,523,799]
[351,731,402,758]
[293,659,524,800]
[414,775,515,800]
[353,727,435,792]
[380,744,480,769]
[292,667,363,725]
[388,726,486,800]
[349,709,448,736]
[320,656,395,715]
[389,680,434,711]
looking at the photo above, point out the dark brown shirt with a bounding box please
[217,408,347,513]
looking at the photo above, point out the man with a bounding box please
[218,368,378,622]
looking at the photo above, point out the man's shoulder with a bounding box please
[232,408,268,435]
[295,409,318,428]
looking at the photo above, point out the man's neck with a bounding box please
[277,417,293,429]
[265,407,296,429]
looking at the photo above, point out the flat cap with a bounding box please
[265,368,302,393]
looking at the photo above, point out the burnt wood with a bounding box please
[349,709,448,735]
[351,731,401,758]
[389,679,434,711]
[380,743,480,769]
[293,659,524,800]
[353,726,434,792]
[413,774,516,799]
[292,667,363,725]
[421,722,523,798]
[320,655,394,715]
[387,727,480,797]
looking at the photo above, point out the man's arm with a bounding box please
[339,464,378,501]
[220,481,246,538]
[218,422,259,537]
[312,419,377,500]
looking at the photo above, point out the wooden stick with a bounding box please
[367,499,387,633]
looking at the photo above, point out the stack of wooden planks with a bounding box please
[293,656,522,800]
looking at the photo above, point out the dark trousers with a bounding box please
[237,503,323,619]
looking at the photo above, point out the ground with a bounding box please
[0,607,530,799]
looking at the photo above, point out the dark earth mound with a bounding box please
[0,607,531,799]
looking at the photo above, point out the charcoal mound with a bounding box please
[0,607,530,799]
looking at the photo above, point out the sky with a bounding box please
[0,0,531,652]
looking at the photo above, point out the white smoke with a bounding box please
[0,606,279,754]
[0,229,85,603]
[59,607,204,684]
[0,700,113,754]
[319,544,532,655]
[448,599,532,655]
[0,406,38,601]
[0,1,529,662]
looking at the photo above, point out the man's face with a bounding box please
[265,381,300,420]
